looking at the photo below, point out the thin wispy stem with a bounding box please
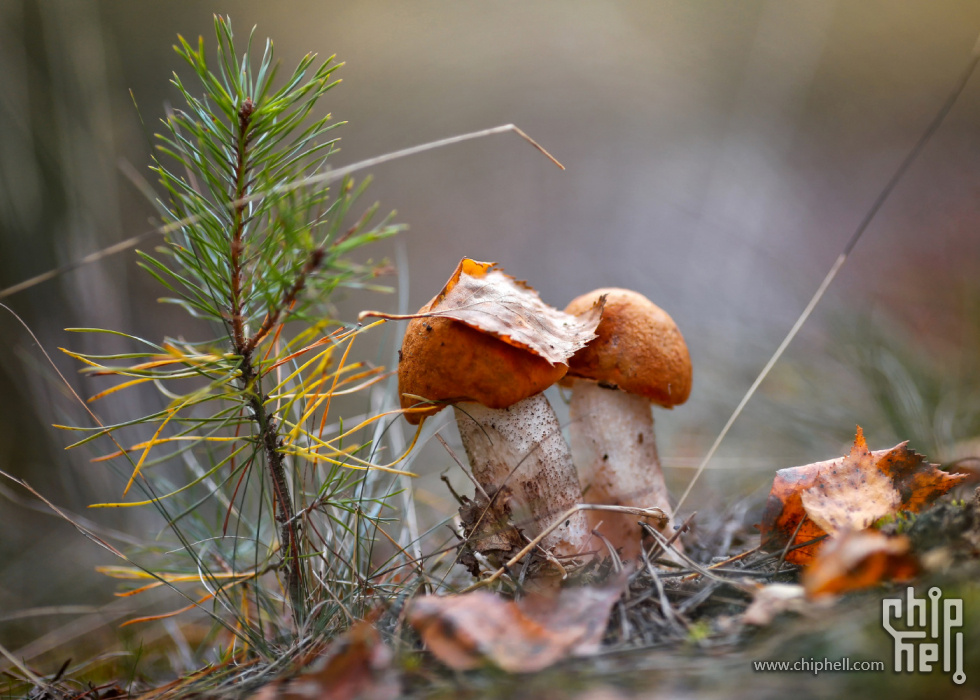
[675,35,980,512]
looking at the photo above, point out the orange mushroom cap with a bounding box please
[563,288,692,407]
[398,296,568,424]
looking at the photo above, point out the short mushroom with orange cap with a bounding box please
[374,259,603,563]
[563,288,692,562]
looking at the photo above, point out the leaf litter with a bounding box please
[15,430,976,697]
[399,428,973,677]
[407,573,630,672]
[247,622,399,700]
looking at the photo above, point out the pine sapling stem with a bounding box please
[230,97,304,623]
[229,98,252,352]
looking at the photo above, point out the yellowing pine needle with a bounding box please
[91,353,225,374]
[86,376,157,402]
[283,447,416,477]
[160,343,231,368]
[90,435,243,463]
[53,423,108,433]
[287,323,378,444]
[285,415,423,475]
[91,444,247,507]
[316,321,385,440]
[268,364,383,401]
[269,368,390,401]
[121,394,194,496]
[266,344,340,395]
[96,565,260,582]
[266,334,337,372]
[58,347,104,369]
[326,407,410,445]
[119,593,214,627]
[268,348,343,418]
[68,344,231,379]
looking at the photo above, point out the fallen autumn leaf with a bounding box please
[248,621,398,700]
[802,529,919,598]
[759,427,966,564]
[407,575,628,673]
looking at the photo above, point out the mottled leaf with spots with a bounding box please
[759,427,966,564]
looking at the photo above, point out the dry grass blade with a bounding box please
[0,469,124,560]
[0,124,563,301]
[0,641,49,692]
[435,433,487,499]
[674,37,980,513]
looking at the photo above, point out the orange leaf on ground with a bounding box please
[802,529,919,598]
[249,621,398,700]
[407,575,628,672]
[800,429,900,536]
[756,465,829,566]
[360,258,603,366]
[759,427,966,565]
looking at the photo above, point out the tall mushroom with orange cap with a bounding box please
[364,259,603,563]
[563,288,692,562]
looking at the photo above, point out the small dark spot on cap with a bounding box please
[637,433,644,444]
[602,454,609,461]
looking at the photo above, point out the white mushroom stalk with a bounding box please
[562,288,693,563]
[568,380,671,560]
[454,394,591,559]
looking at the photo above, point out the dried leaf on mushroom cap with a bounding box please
[362,258,604,365]
[364,258,606,422]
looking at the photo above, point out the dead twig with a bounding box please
[774,514,809,577]
[645,511,696,562]
[462,504,667,591]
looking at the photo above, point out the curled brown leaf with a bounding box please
[407,575,628,672]
[248,621,398,700]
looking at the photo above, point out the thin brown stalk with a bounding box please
[245,247,325,354]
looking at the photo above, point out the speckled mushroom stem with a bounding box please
[453,393,591,559]
[568,379,675,562]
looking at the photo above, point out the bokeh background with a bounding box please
[2,0,979,665]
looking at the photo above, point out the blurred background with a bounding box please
[1,0,979,664]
